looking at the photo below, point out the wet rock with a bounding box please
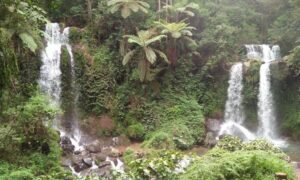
[86,140,103,153]
[61,156,72,168]
[204,132,217,148]
[101,147,112,156]
[112,135,130,146]
[61,136,75,155]
[92,153,107,163]
[71,155,91,172]
[98,161,111,168]
[110,147,121,157]
[73,162,90,172]
[83,157,93,167]
[206,119,221,133]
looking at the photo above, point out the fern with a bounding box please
[19,33,38,53]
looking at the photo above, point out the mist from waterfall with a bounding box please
[219,63,255,140]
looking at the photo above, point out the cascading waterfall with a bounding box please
[39,23,83,149]
[246,44,285,146]
[219,45,286,146]
[218,63,255,140]
[62,27,84,151]
[39,23,63,127]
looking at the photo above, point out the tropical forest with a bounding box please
[1,0,300,179]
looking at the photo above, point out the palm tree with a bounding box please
[123,30,169,82]
[155,20,196,66]
[107,0,150,19]
[161,2,199,22]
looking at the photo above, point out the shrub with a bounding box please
[179,150,295,180]
[127,123,145,140]
[125,151,187,179]
[143,131,175,149]
[216,135,243,151]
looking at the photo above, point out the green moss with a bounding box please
[243,61,260,127]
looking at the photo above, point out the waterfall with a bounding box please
[39,23,83,150]
[39,23,63,128]
[218,63,255,140]
[246,44,286,147]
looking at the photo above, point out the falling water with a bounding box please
[39,23,84,151]
[39,23,63,129]
[246,44,285,146]
[219,63,255,140]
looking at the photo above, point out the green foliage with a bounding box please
[143,131,175,149]
[108,0,150,19]
[287,46,300,77]
[79,46,122,115]
[216,135,243,152]
[216,136,285,156]
[143,94,205,150]
[123,29,168,82]
[127,123,145,140]
[179,150,295,180]
[1,94,58,157]
[242,139,283,154]
[155,20,196,39]
[124,150,187,179]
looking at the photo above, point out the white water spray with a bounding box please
[219,63,255,140]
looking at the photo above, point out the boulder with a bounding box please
[85,140,103,153]
[110,147,121,157]
[92,153,107,163]
[60,136,75,155]
[112,135,130,146]
[98,161,111,168]
[83,157,93,167]
[206,119,221,133]
[204,132,217,148]
[72,155,91,172]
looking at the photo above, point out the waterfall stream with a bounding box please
[246,44,285,146]
[39,23,83,150]
[219,45,286,147]
[219,63,255,140]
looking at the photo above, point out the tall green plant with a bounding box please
[123,30,169,82]
[107,0,150,19]
[155,20,196,66]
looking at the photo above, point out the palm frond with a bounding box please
[144,47,157,64]
[122,49,137,65]
[154,49,169,64]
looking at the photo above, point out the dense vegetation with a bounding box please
[0,0,300,179]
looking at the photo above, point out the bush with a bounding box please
[242,139,283,154]
[179,150,295,180]
[142,94,205,150]
[143,131,175,149]
[216,135,243,151]
[127,123,145,140]
[124,151,187,179]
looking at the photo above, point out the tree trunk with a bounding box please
[86,0,93,23]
